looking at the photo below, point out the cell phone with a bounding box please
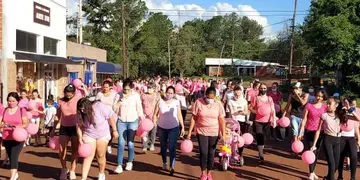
[348,107,356,114]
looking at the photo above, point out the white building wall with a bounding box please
[3,0,67,58]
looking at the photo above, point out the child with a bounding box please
[43,99,57,145]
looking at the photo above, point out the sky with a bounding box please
[67,0,311,38]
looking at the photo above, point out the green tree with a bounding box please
[303,0,360,89]
[131,12,173,77]
[262,25,312,66]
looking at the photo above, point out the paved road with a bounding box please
[1,119,359,180]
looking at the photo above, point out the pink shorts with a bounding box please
[83,134,111,143]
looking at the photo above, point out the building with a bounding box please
[66,41,122,87]
[1,0,78,103]
[205,58,285,77]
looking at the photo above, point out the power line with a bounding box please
[147,8,309,13]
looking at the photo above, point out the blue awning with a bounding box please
[96,61,123,74]
[68,56,97,64]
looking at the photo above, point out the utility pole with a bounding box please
[289,0,298,79]
[168,38,171,78]
[78,0,83,44]
[216,44,225,77]
[121,2,127,78]
[231,32,235,76]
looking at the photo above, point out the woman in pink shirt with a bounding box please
[187,87,226,180]
[50,84,81,180]
[140,82,160,153]
[297,89,327,180]
[28,89,44,146]
[250,83,277,164]
[0,92,29,180]
[267,82,284,141]
[96,80,118,154]
[76,98,118,180]
[18,89,29,109]
[153,86,185,176]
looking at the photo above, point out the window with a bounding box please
[44,37,58,55]
[85,62,91,71]
[16,30,37,53]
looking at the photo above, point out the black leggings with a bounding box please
[304,130,323,173]
[3,140,24,169]
[197,134,218,171]
[323,134,340,180]
[109,125,113,145]
[338,136,357,180]
[237,122,248,155]
[254,121,269,146]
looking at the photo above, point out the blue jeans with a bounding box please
[158,126,180,168]
[291,115,302,137]
[117,120,138,165]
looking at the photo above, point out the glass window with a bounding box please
[86,62,91,71]
[16,30,37,53]
[44,37,58,55]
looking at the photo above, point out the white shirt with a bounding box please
[115,92,144,122]
[228,98,248,122]
[44,106,57,127]
[340,128,355,137]
[225,90,234,112]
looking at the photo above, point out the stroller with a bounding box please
[218,118,242,171]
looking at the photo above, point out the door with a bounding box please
[84,71,93,87]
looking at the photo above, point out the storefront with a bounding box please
[1,0,73,103]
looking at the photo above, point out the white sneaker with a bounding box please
[142,148,147,153]
[98,173,106,180]
[125,162,133,171]
[107,146,112,154]
[162,163,168,170]
[114,165,123,174]
[149,144,155,151]
[11,173,18,180]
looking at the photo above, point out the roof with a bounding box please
[205,58,281,66]
[96,61,123,74]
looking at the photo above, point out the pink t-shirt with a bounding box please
[321,113,340,135]
[18,98,29,109]
[305,103,327,131]
[1,107,27,140]
[192,98,225,137]
[96,90,117,109]
[58,96,81,127]
[141,93,159,120]
[252,96,274,123]
[29,99,43,118]
[158,99,180,129]
[247,89,259,102]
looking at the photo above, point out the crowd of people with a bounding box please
[0,76,359,180]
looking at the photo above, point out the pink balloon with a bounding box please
[72,79,82,88]
[340,120,355,132]
[291,140,304,153]
[78,144,93,158]
[302,150,316,165]
[136,128,148,137]
[26,111,33,120]
[49,137,60,150]
[26,123,39,135]
[180,140,193,153]
[139,119,154,132]
[28,101,37,110]
[237,136,245,148]
[257,106,271,116]
[242,133,254,145]
[279,117,290,127]
[275,104,281,113]
[12,127,28,142]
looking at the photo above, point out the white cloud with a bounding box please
[144,0,271,35]
[66,0,272,36]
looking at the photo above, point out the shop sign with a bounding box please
[33,2,50,26]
